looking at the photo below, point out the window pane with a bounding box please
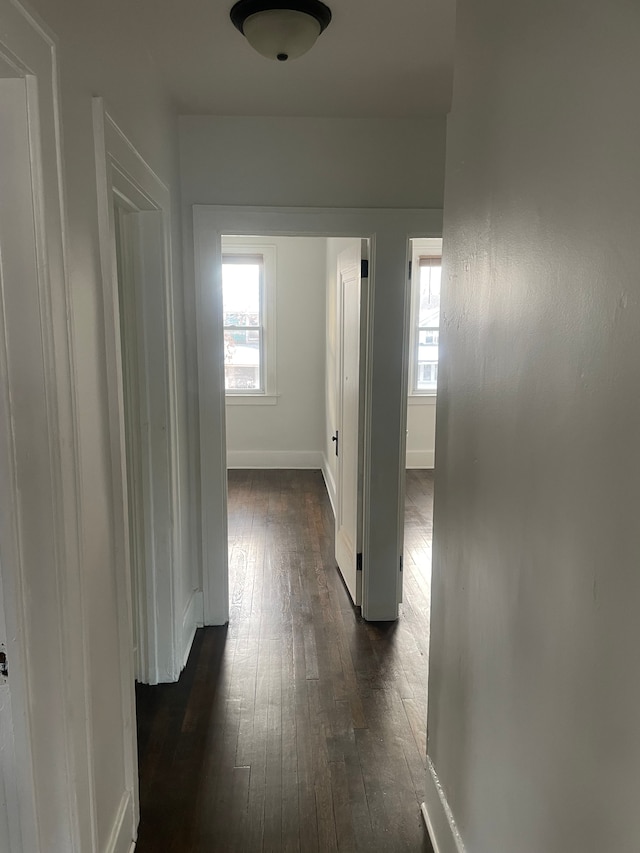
[419,263,441,328]
[222,262,260,328]
[224,329,261,391]
[417,329,439,391]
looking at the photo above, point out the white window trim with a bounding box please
[409,237,443,398]
[221,237,277,401]
[408,392,437,406]
[226,394,278,406]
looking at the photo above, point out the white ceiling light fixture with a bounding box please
[230,0,332,62]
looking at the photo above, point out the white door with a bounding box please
[0,75,39,853]
[0,568,21,852]
[335,241,368,605]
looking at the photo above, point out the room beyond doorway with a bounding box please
[221,233,369,611]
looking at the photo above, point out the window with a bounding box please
[222,254,264,392]
[221,239,277,403]
[410,248,442,395]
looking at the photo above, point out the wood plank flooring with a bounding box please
[136,469,434,852]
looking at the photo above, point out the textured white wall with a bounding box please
[224,235,327,467]
[427,1,640,851]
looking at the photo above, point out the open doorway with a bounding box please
[400,237,442,679]
[93,99,186,694]
[221,234,369,615]
[194,205,440,625]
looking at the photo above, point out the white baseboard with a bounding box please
[421,757,466,853]
[406,449,435,469]
[105,790,135,853]
[226,449,323,469]
[321,453,337,517]
[181,589,203,670]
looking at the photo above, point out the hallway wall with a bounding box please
[18,1,191,850]
[427,0,640,851]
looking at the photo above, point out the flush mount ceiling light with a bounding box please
[230,0,332,62]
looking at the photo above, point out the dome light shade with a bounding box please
[230,0,332,62]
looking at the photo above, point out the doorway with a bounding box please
[220,234,369,612]
[194,206,442,625]
[93,99,185,689]
[400,238,441,609]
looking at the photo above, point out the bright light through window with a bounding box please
[222,256,263,392]
[415,258,441,392]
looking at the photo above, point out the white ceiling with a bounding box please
[140,0,456,117]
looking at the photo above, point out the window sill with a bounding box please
[408,394,437,406]
[225,394,278,406]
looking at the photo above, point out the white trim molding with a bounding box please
[181,590,203,670]
[408,393,437,406]
[321,453,337,517]
[104,792,135,853]
[422,757,467,853]
[226,394,278,406]
[227,450,323,469]
[0,3,93,850]
[92,95,188,852]
[93,98,187,686]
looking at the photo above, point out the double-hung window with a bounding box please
[410,241,442,396]
[222,254,264,392]
[221,240,276,403]
[415,258,441,392]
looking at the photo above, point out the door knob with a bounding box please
[332,431,339,457]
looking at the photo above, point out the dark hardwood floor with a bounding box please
[136,469,434,852]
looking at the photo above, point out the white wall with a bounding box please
[179,116,446,210]
[224,235,327,468]
[406,399,437,468]
[10,1,191,850]
[426,1,640,851]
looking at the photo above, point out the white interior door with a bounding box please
[0,568,20,852]
[0,75,41,853]
[335,240,368,605]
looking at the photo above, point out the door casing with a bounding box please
[0,4,91,849]
[192,205,443,623]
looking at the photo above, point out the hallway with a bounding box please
[135,470,435,852]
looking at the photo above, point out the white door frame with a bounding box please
[93,96,185,692]
[0,3,91,850]
[193,205,442,623]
